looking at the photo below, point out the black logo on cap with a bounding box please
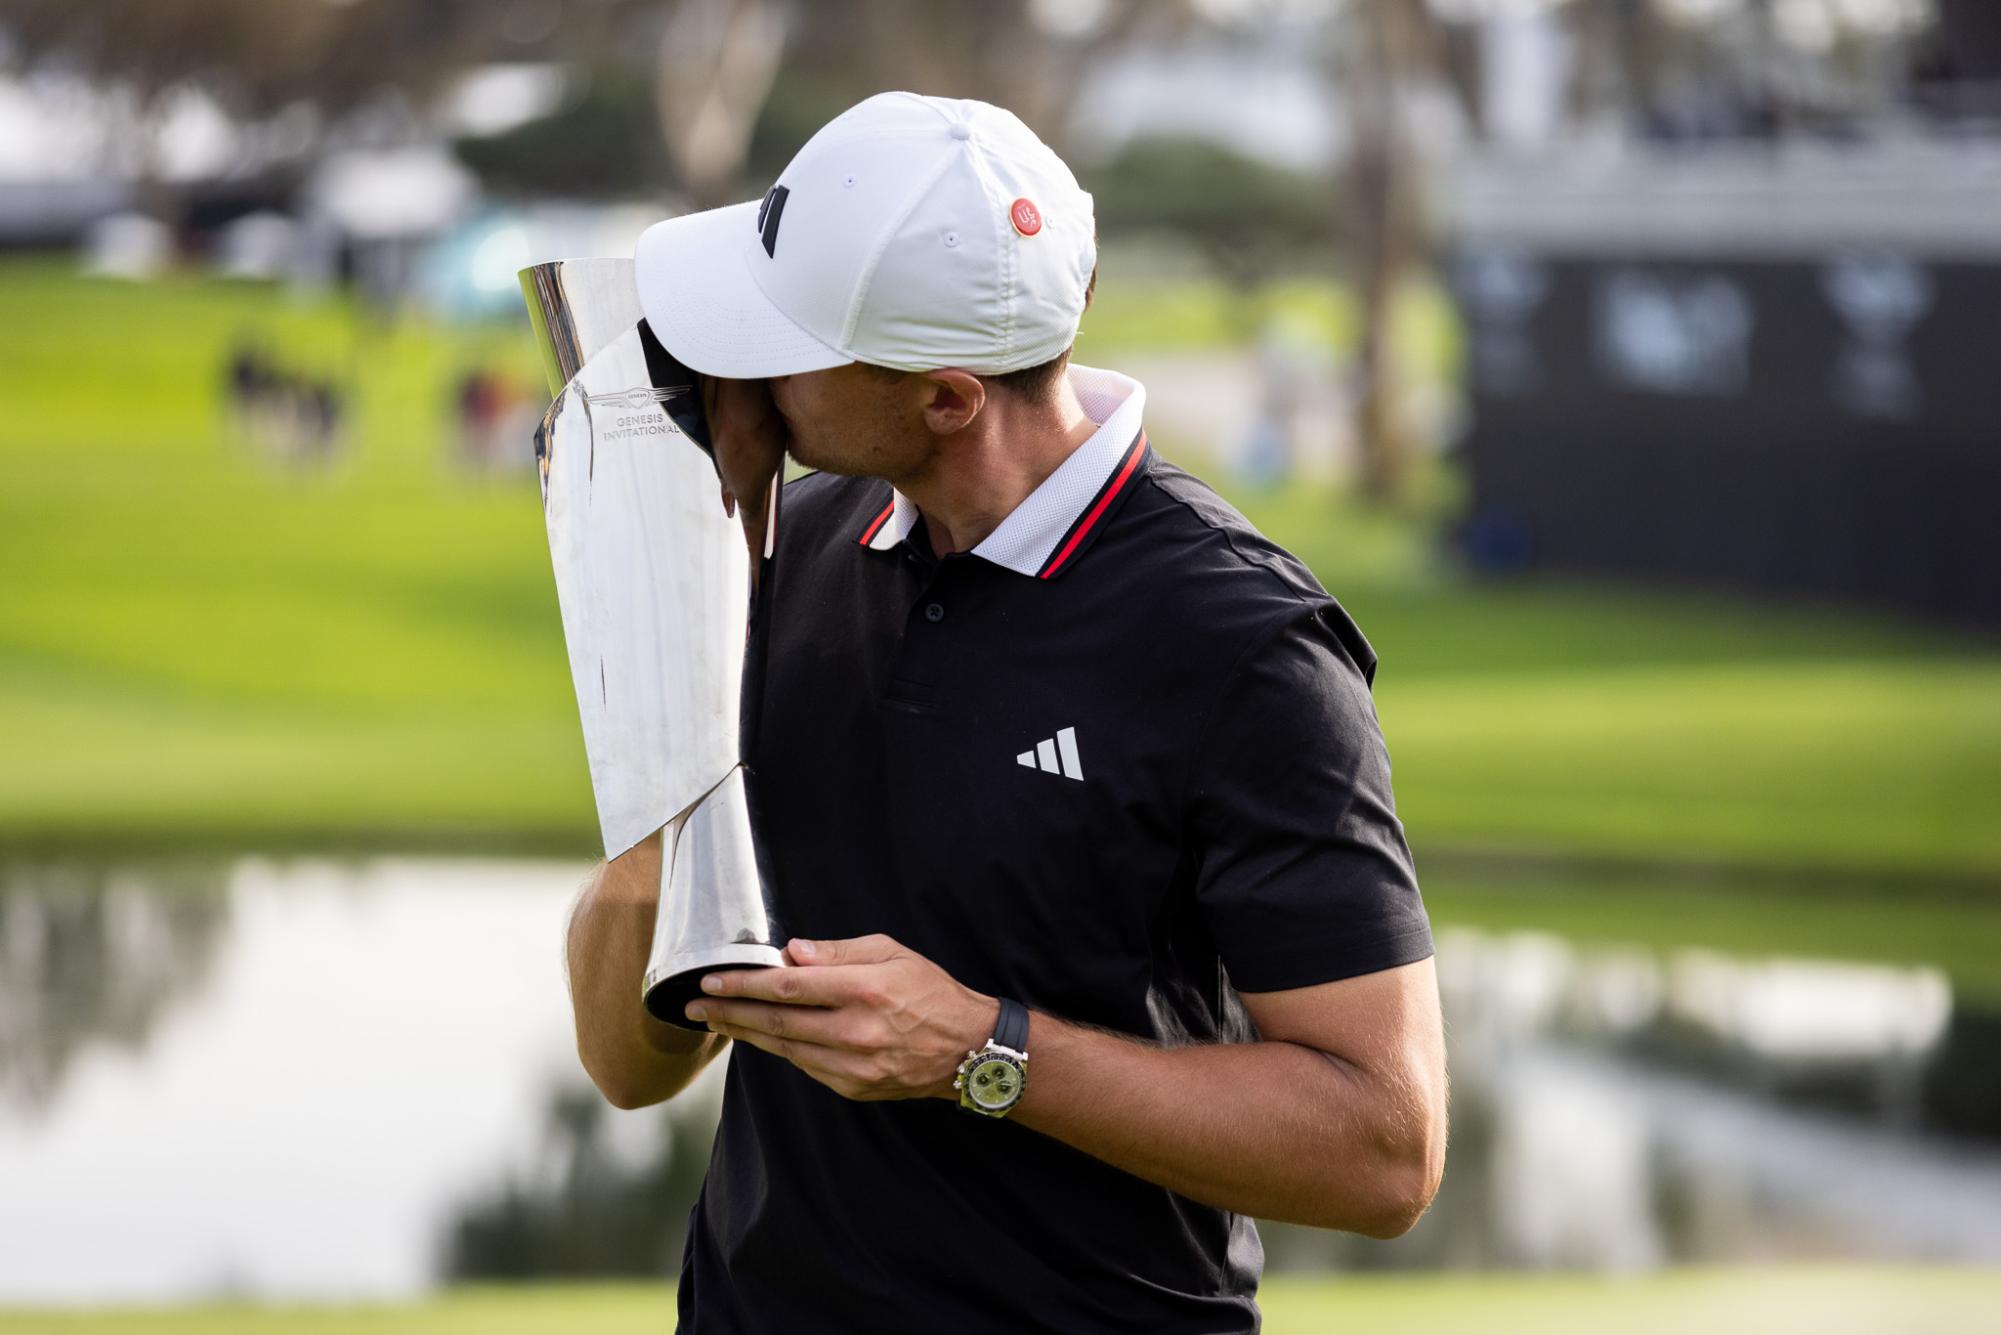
[756,184,790,258]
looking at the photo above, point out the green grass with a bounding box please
[1076,264,1464,378]
[1419,852,2001,1007]
[5,1267,1997,1334]
[0,262,582,852]
[4,260,2000,888]
[1225,482,2001,882]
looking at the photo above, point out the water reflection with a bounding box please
[0,857,586,1304]
[0,858,1997,1304]
[1263,928,2001,1273]
[0,860,230,1115]
[1440,931,1966,1134]
[444,1077,719,1279]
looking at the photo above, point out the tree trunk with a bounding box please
[655,0,789,208]
[1339,0,1432,506]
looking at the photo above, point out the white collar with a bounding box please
[864,363,1148,577]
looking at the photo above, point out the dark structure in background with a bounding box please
[1913,0,2001,120]
[1447,149,2001,627]
[1936,0,2001,80]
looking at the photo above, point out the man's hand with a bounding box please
[700,374,787,565]
[685,935,996,1103]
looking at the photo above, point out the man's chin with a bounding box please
[785,444,862,477]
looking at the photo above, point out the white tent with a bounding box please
[305,145,477,241]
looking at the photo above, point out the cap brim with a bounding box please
[632,201,853,380]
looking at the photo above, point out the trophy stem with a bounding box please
[643,765,784,1028]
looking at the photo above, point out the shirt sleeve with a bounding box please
[1185,602,1434,993]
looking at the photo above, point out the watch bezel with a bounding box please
[955,1045,1027,1116]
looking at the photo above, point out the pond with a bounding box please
[1,856,1996,1304]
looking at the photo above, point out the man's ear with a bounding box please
[918,369,986,436]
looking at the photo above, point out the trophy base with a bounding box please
[644,941,787,1030]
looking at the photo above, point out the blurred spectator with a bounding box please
[1236,317,1310,488]
[455,366,538,476]
[223,336,272,439]
[220,336,349,469]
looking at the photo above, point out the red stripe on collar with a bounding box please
[856,498,896,546]
[1037,431,1148,579]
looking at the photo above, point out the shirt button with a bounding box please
[924,602,946,623]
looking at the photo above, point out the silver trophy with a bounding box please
[521,257,783,1030]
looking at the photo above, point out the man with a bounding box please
[565,92,1447,1334]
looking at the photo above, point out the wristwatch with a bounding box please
[954,997,1029,1118]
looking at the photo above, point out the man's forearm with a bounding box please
[683,935,1442,1235]
[566,834,725,1109]
[1005,1012,1425,1237]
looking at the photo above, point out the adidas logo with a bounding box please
[1016,726,1084,782]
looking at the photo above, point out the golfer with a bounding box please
[567,92,1447,1334]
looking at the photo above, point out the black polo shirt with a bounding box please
[676,366,1434,1334]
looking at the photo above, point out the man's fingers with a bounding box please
[705,1021,884,1096]
[687,998,860,1049]
[700,373,782,563]
[703,962,855,1006]
[701,960,905,1011]
[788,934,902,967]
[708,1019,807,1070]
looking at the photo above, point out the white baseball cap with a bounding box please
[633,91,1097,380]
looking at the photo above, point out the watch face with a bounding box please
[965,1055,1023,1111]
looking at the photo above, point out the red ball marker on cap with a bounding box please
[1010,197,1043,237]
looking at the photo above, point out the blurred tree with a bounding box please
[1556,0,1934,141]
[0,0,509,171]
[456,66,672,198]
[655,0,790,208]
[740,70,875,186]
[680,0,1195,199]
[1330,0,1452,506]
[1091,137,1340,319]
[445,1079,719,1279]
[815,0,1181,149]
[0,0,1197,203]
[561,0,1194,206]
[0,864,231,1117]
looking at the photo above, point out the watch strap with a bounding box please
[993,996,1029,1055]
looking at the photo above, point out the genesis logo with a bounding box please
[757,184,790,257]
[581,386,694,413]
